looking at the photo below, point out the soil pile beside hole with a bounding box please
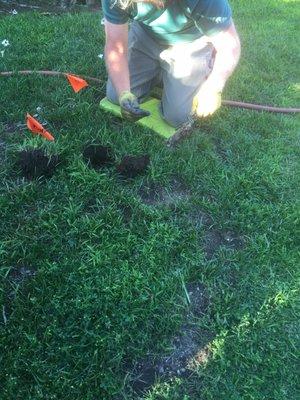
[18,149,60,180]
[117,155,150,178]
[83,144,114,169]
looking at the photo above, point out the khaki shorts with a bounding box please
[107,21,214,127]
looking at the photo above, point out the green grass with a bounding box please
[0,1,299,399]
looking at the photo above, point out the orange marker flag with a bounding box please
[66,74,88,93]
[26,114,55,141]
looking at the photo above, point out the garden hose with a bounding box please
[1,69,299,114]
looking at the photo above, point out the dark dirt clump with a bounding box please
[17,149,61,180]
[117,155,150,178]
[83,144,114,169]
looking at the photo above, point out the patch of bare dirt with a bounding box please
[204,229,245,260]
[139,177,190,206]
[186,207,245,259]
[2,121,26,134]
[125,282,213,396]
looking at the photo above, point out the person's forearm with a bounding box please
[105,43,130,97]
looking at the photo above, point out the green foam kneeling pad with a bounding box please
[99,97,176,139]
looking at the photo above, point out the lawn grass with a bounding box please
[0,1,299,399]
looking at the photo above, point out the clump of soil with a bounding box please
[117,155,150,178]
[82,144,114,169]
[17,149,61,180]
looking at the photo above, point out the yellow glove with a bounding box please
[192,82,222,118]
[119,91,150,122]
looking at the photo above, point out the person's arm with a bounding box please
[104,20,130,96]
[104,20,150,120]
[205,21,241,92]
[193,22,241,117]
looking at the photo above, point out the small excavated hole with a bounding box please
[17,149,61,180]
[82,144,114,169]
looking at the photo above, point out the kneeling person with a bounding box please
[102,0,241,127]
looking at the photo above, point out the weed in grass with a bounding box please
[82,143,114,169]
[17,149,61,180]
[117,154,150,178]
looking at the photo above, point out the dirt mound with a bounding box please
[117,154,150,178]
[17,149,61,180]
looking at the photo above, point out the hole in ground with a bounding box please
[17,149,61,180]
[82,144,114,169]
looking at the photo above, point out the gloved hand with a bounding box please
[192,81,222,118]
[119,91,150,122]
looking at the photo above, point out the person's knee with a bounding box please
[106,81,119,105]
[161,104,190,128]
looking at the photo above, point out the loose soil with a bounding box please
[117,155,150,178]
[82,144,114,169]
[17,149,61,180]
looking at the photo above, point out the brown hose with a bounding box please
[0,70,103,83]
[222,100,300,114]
[1,70,299,114]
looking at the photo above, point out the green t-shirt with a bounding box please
[101,0,232,45]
